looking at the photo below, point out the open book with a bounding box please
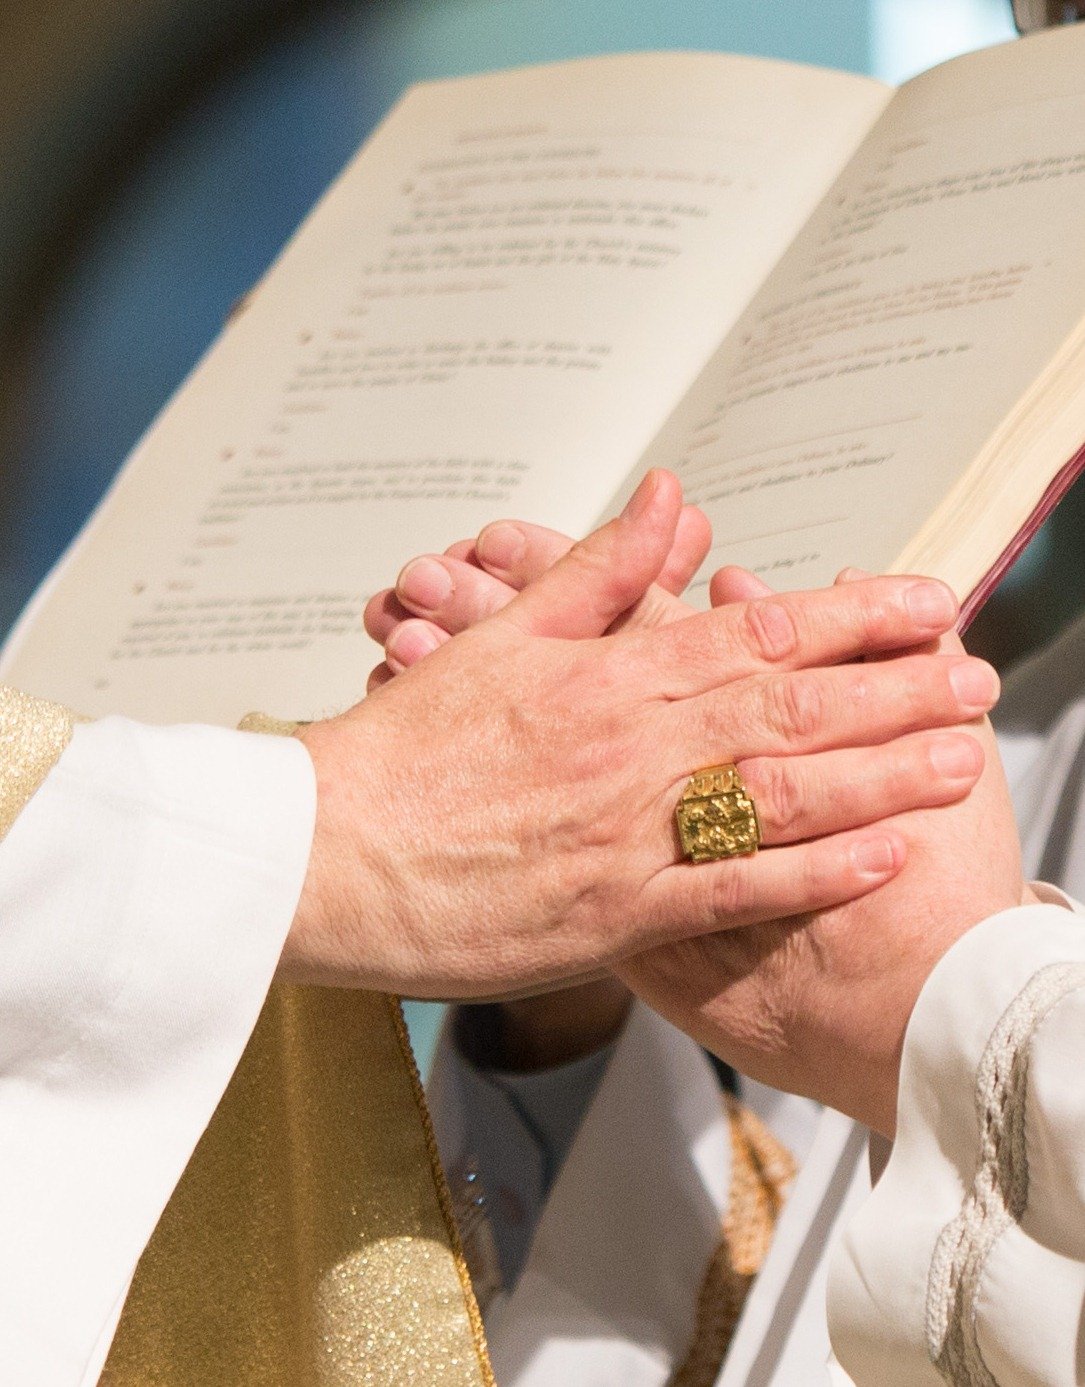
[6,25,1085,724]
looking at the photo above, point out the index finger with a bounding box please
[633,575,959,695]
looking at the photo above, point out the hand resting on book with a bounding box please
[371,499,1029,1134]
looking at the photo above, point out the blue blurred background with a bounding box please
[1,0,1058,1067]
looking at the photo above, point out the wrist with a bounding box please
[279,715,396,987]
[458,979,633,1072]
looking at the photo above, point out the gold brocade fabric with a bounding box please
[101,989,495,1386]
[0,684,77,841]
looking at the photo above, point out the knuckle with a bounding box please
[852,589,888,642]
[842,664,871,703]
[895,662,933,722]
[469,582,506,624]
[749,758,804,838]
[801,844,834,903]
[766,672,825,742]
[574,536,639,608]
[741,599,800,665]
[709,862,749,923]
[839,668,877,722]
[840,582,896,646]
[893,740,926,794]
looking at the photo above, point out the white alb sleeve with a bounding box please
[0,716,315,1386]
[827,896,1085,1387]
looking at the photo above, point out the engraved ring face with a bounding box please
[676,764,762,862]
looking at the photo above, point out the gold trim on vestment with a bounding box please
[238,711,309,738]
[0,685,77,841]
[388,997,497,1387]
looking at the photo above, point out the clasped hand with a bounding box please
[359,470,1028,1135]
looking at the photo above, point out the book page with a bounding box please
[1,53,886,724]
[632,26,1085,598]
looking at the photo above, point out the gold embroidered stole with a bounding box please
[0,688,494,1385]
[100,989,494,1386]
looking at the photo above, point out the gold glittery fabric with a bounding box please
[99,986,495,1386]
[668,1096,797,1387]
[0,684,77,842]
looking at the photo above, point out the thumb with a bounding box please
[496,470,683,638]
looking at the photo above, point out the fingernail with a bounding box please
[854,836,901,878]
[397,558,452,611]
[477,523,525,572]
[386,623,440,669]
[949,659,1000,713]
[905,580,957,631]
[837,566,872,583]
[623,470,659,523]
[929,734,983,780]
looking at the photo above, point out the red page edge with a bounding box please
[958,442,1085,633]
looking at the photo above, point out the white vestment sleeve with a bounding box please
[827,898,1085,1387]
[0,716,316,1386]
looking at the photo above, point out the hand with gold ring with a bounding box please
[618,567,1030,1138]
[301,471,996,1005]
[365,502,995,901]
[369,520,1026,1136]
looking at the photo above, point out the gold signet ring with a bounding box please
[676,764,762,862]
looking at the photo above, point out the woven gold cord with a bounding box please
[668,1095,798,1387]
[0,685,77,841]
